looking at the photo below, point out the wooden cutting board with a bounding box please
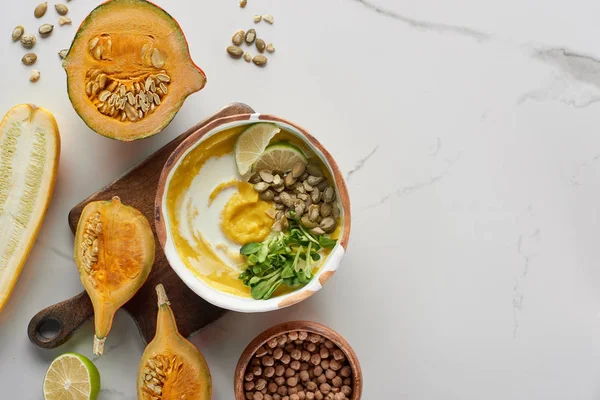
[28,103,254,349]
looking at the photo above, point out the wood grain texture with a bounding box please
[28,103,254,349]
[234,321,363,400]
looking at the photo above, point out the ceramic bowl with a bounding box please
[155,114,351,313]
[234,320,363,400]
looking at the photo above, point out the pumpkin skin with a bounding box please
[63,0,206,141]
[74,197,155,355]
[137,284,212,400]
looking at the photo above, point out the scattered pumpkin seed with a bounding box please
[58,16,71,25]
[239,0,247,7]
[263,13,274,24]
[54,3,68,15]
[245,29,256,45]
[20,34,36,49]
[21,53,37,65]
[252,54,267,66]
[11,25,24,42]
[29,70,41,82]
[232,29,245,46]
[34,2,48,18]
[255,38,266,53]
[38,24,54,37]
[58,49,68,58]
[253,15,262,23]
[227,45,243,58]
[243,52,252,62]
[266,43,275,53]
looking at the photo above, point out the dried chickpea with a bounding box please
[246,393,254,400]
[246,372,255,381]
[285,367,295,378]
[321,360,330,370]
[300,362,310,371]
[253,365,263,376]
[256,346,268,357]
[273,348,283,359]
[281,354,291,365]
[246,381,256,391]
[332,350,345,362]
[277,386,288,396]
[301,350,311,362]
[314,391,324,400]
[310,354,321,366]
[306,393,315,400]
[268,338,279,348]
[341,386,351,396]
[320,348,329,359]
[264,395,273,400]
[332,376,342,388]
[285,343,295,352]
[314,366,323,376]
[334,394,346,400]
[273,395,282,400]
[275,365,286,376]
[319,337,326,344]
[275,376,286,386]
[299,370,310,382]
[325,369,336,380]
[262,356,275,366]
[317,374,327,384]
[326,395,334,400]
[298,392,306,400]
[291,360,301,371]
[340,366,351,378]
[290,395,300,400]
[342,378,351,386]
[254,393,264,400]
[278,335,288,346]
[320,383,332,394]
[256,379,267,391]
[288,387,298,395]
[309,334,321,343]
[291,349,302,360]
[268,382,278,393]
[264,367,275,378]
[298,331,308,341]
[305,343,317,352]
[329,360,341,371]
[282,397,289,400]
[289,331,299,341]
[252,358,262,366]
[306,381,318,391]
[287,376,298,386]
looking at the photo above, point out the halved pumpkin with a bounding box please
[63,0,206,141]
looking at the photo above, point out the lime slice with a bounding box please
[235,123,281,175]
[253,142,307,172]
[43,353,100,400]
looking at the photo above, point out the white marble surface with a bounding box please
[2,0,600,398]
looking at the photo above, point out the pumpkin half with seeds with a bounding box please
[62,0,206,141]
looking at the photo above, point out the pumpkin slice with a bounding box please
[74,197,155,355]
[63,0,206,141]
[0,104,60,312]
[137,284,212,400]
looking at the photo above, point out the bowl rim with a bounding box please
[233,320,363,400]
[154,113,351,312]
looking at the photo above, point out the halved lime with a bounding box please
[43,353,100,400]
[235,123,281,175]
[253,142,307,172]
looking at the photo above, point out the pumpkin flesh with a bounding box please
[63,0,206,141]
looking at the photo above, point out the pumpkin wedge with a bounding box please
[74,197,155,355]
[0,104,60,312]
[63,0,206,141]
[137,284,212,400]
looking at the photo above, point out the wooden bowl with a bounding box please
[234,321,363,400]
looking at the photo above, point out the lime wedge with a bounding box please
[235,123,281,175]
[43,353,100,400]
[253,142,307,173]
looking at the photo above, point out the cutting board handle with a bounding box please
[27,291,94,349]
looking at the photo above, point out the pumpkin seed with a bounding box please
[54,3,68,15]
[151,49,165,68]
[227,45,243,58]
[263,13,274,24]
[11,25,24,42]
[254,182,270,193]
[232,29,245,46]
[127,92,136,105]
[307,175,324,186]
[34,2,48,18]
[323,187,335,203]
[255,38,266,53]
[29,70,40,82]
[306,163,323,177]
[156,73,170,82]
[20,34,36,49]
[58,16,72,25]
[152,93,161,105]
[85,81,93,96]
[266,43,276,53]
[99,90,111,102]
[38,23,54,37]
[245,29,256,45]
[21,53,37,65]
[97,73,107,89]
[301,215,318,229]
[252,54,267,66]
[259,190,275,201]
[253,14,262,23]
[291,162,306,179]
[320,202,332,218]
[159,82,167,94]
[125,102,138,121]
[58,49,68,58]
[311,227,325,236]
[320,217,337,233]
[243,52,252,62]
[239,0,247,7]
